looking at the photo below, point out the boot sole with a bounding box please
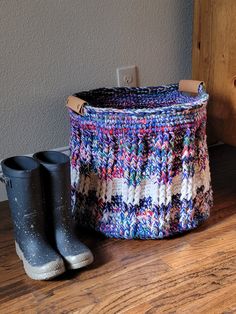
[65,254,94,270]
[15,242,65,280]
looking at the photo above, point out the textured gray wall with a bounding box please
[0,0,193,200]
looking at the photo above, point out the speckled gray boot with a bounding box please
[33,151,94,270]
[1,156,65,280]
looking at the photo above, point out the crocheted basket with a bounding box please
[67,80,213,239]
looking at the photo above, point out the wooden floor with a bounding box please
[1,144,236,314]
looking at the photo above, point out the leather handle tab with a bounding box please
[179,80,205,94]
[66,96,87,115]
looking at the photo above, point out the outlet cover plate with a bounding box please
[117,65,138,87]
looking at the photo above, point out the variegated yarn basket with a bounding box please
[67,80,213,239]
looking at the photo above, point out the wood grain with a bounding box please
[1,144,236,313]
[192,0,236,145]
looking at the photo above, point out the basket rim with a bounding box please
[72,83,209,116]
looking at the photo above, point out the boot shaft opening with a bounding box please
[1,156,40,178]
[33,151,69,171]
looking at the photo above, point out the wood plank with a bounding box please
[192,0,236,145]
[179,283,236,314]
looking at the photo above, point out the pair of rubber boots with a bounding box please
[1,151,93,280]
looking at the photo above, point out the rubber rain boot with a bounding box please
[1,156,65,280]
[33,151,94,269]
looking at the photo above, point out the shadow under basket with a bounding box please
[67,80,213,239]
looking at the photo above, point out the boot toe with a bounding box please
[24,257,66,280]
[16,242,65,280]
[64,249,94,269]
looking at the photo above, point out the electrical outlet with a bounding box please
[116,65,138,87]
